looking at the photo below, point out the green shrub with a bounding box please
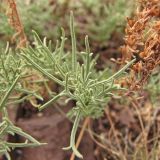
[0,45,44,160]
[145,68,160,106]
[21,12,135,158]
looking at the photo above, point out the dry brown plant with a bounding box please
[6,0,27,48]
[121,0,160,89]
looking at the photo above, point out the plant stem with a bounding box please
[70,117,90,160]
[63,110,83,159]
[70,11,77,73]
[0,75,20,110]
[7,0,27,48]
[90,59,136,87]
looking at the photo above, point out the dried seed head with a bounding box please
[121,0,160,89]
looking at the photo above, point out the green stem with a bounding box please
[39,92,65,111]
[21,54,74,90]
[70,11,77,73]
[59,28,66,63]
[5,141,43,148]
[90,59,136,87]
[63,110,83,159]
[5,152,11,160]
[0,75,20,110]
[9,126,41,145]
[85,35,90,79]
[21,54,63,86]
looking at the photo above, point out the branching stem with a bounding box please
[63,110,83,159]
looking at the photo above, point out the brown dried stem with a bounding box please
[6,0,27,48]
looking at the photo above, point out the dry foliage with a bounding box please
[6,0,27,48]
[121,0,160,89]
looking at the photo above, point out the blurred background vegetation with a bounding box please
[0,0,134,49]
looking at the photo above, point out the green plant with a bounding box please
[0,44,44,160]
[21,12,135,158]
[0,0,52,44]
[0,0,134,49]
[49,0,135,49]
[85,0,134,42]
[145,68,160,105]
[16,0,52,38]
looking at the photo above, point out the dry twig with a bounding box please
[6,0,27,48]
